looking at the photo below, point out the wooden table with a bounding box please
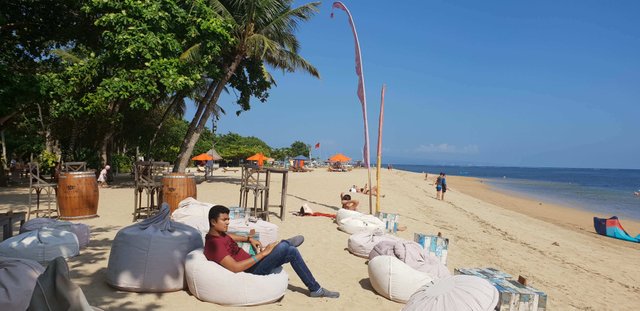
[263,168,289,221]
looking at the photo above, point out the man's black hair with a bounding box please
[342,194,351,200]
[208,205,230,224]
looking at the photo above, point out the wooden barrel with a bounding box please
[57,171,99,220]
[162,173,197,214]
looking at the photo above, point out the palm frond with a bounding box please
[179,43,202,63]
[51,49,84,63]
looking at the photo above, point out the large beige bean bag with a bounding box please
[0,228,79,263]
[336,208,362,224]
[402,275,499,311]
[172,197,213,242]
[347,229,401,258]
[185,249,288,306]
[338,214,385,235]
[107,204,203,292]
[368,255,433,303]
[20,217,91,248]
[228,219,279,246]
[0,256,45,310]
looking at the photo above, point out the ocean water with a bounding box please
[393,165,640,221]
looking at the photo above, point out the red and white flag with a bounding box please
[315,142,320,149]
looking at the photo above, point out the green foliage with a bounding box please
[289,141,310,158]
[111,153,133,174]
[38,151,58,174]
[215,132,272,164]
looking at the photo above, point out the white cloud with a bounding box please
[415,143,479,154]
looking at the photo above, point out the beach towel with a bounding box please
[368,255,433,303]
[0,228,79,264]
[185,249,288,306]
[107,203,202,292]
[0,256,44,310]
[20,217,91,248]
[347,229,401,258]
[369,240,451,280]
[28,256,96,311]
[402,275,499,311]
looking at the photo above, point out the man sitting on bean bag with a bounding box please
[205,205,340,299]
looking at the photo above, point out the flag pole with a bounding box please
[332,2,373,214]
[376,84,385,214]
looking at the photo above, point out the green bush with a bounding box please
[111,153,133,173]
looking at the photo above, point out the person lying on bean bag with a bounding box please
[205,205,340,299]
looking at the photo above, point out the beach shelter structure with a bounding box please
[329,153,351,163]
[293,155,308,168]
[206,148,223,161]
[247,153,267,166]
[192,153,213,161]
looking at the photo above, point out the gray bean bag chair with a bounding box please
[28,256,99,311]
[0,256,45,310]
[20,218,91,248]
[0,228,80,263]
[106,203,203,292]
[402,275,499,311]
[369,240,450,280]
[347,229,401,258]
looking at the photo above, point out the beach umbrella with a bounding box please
[293,155,309,160]
[247,153,267,166]
[192,153,214,161]
[329,153,351,163]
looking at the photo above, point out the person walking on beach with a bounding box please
[204,205,340,298]
[435,173,443,200]
[97,165,110,188]
[441,173,448,201]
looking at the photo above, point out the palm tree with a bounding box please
[173,0,321,172]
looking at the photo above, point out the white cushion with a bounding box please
[368,255,433,303]
[185,249,288,306]
[347,229,401,258]
[403,275,499,311]
[107,204,203,292]
[0,228,79,263]
[0,256,45,310]
[20,218,91,248]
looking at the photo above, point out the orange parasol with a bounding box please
[329,153,351,163]
[192,153,214,161]
[247,153,267,166]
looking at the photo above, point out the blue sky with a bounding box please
[186,1,640,169]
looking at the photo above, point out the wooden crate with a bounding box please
[455,267,547,311]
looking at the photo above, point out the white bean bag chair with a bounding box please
[347,229,401,258]
[20,218,91,248]
[0,256,45,310]
[369,240,451,280]
[402,275,499,311]
[338,214,385,235]
[336,208,362,224]
[368,255,433,303]
[172,197,213,242]
[228,219,279,246]
[0,228,79,263]
[107,204,203,292]
[185,249,288,306]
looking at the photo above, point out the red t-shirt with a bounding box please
[204,233,251,263]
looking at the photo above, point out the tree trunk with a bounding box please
[173,55,244,172]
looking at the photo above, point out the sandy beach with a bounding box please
[2,168,639,310]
